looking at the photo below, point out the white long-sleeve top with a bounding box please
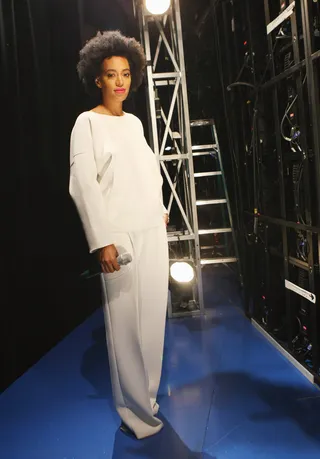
[69,111,166,253]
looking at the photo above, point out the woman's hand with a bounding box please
[163,213,169,226]
[99,244,120,273]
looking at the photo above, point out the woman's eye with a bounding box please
[107,73,115,78]
[124,73,131,77]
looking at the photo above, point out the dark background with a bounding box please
[0,0,139,392]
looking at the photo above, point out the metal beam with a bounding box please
[136,0,205,316]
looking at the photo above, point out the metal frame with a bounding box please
[212,122,242,275]
[262,0,292,344]
[255,0,320,376]
[135,0,204,317]
[212,0,320,378]
[252,320,317,385]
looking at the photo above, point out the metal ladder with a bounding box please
[191,119,241,273]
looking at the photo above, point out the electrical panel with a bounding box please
[209,0,320,382]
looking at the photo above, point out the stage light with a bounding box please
[170,261,195,283]
[145,0,171,15]
[169,260,198,314]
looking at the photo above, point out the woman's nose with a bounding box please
[116,75,124,86]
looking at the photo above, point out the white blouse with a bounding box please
[69,111,166,253]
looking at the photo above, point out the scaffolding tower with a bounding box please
[135,0,204,317]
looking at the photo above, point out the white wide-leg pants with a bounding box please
[100,223,169,440]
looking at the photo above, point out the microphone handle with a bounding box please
[81,253,132,279]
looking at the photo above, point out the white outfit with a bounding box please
[69,111,167,252]
[69,111,169,439]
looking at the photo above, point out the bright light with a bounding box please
[170,262,195,283]
[145,0,171,15]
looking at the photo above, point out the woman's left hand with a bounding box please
[163,213,169,226]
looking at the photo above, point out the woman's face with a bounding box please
[97,56,132,102]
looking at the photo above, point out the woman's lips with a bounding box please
[115,89,126,94]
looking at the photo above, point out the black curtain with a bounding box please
[0,0,137,392]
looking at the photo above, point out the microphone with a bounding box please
[116,253,133,266]
[81,252,132,279]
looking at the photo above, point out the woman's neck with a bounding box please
[98,101,124,117]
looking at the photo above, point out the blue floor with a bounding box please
[1,267,320,459]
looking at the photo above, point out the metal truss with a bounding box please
[135,0,204,316]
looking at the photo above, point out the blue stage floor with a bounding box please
[1,267,320,459]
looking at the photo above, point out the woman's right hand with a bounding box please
[99,244,120,274]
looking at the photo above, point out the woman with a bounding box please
[69,31,169,440]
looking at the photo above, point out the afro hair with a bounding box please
[77,30,146,96]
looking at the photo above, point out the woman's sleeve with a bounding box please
[69,114,113,253]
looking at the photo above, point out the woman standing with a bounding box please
[69,31,169,440]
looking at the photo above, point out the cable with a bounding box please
[280,98,296,141]
[212,9,244,242]
[280,73,307,142]
[226,53,256,92]
[232,39,279,223]
[211,6,281,262]
[227,81,256,91]
[278,73,308,224]
[294,158,307,225]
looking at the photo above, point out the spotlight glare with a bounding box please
[145,0,171,15]
[170,262,195,283]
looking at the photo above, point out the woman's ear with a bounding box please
[95,77,102,88]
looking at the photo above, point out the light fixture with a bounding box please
[145,0,171,15]
[169,260,198,313]
[170,261,195,283]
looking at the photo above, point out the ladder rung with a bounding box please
[201,257,238,265]
[167,234,195,242]
[196,199,227,206]
[190,119,215,127]
[153,72,179,79]
[199,228,232,235]
[201,245,227,250]
[194,171,222,178]
[155,80,176,87]
[192,144,217,151]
